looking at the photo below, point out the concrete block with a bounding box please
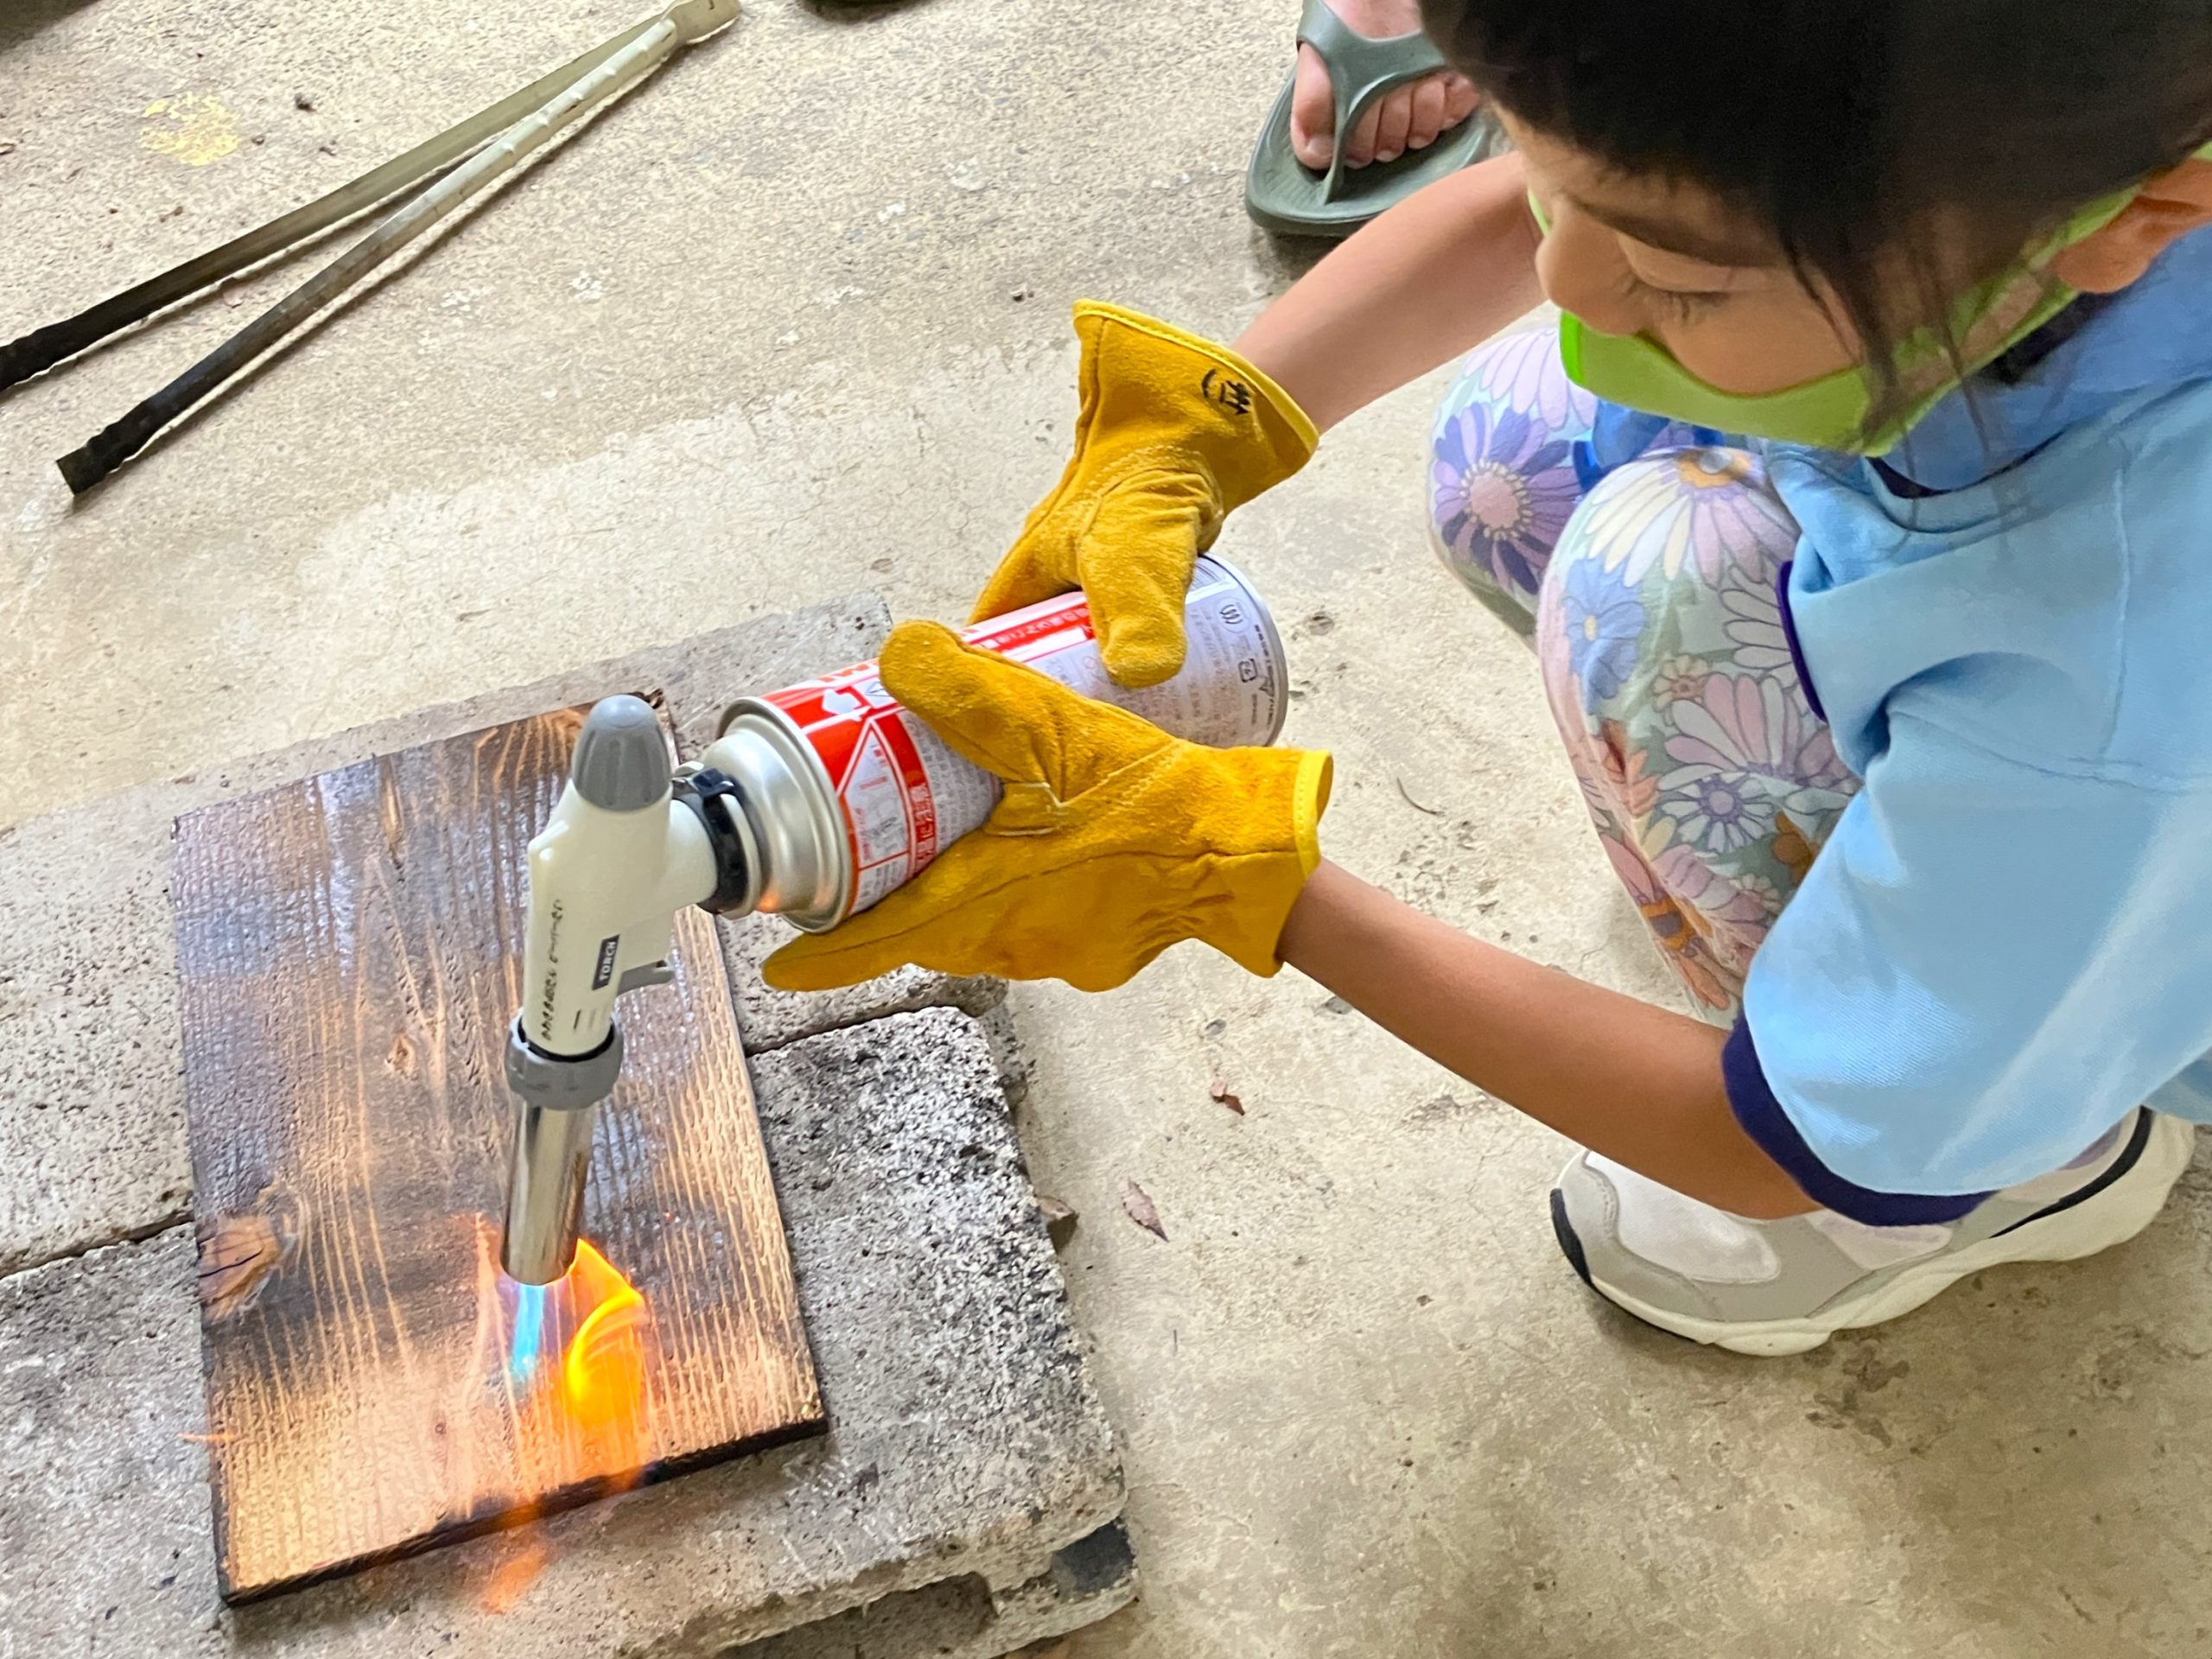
[0,1009,1126,1659]
[0,601,993,1272]
[0,801,195,1277]
[724,909,1006,1053]
[968,999,1035,1113]
[725,1523,1135,1659]
[0,1229,217,1648]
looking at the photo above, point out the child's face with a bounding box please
[1506,113,1870,397]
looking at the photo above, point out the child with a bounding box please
[768,0,2212,1356]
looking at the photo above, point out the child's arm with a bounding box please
[764,628,1816,1219]
[1236,151,1543,432]
[1279,860,1820,1219]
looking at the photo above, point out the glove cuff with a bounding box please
[1071,299,1322,461]
[1291,749,1332,880]
[1206,748,1332,979]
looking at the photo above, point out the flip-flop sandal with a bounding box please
[1244,0,1510,238]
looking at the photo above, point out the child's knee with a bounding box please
[1548,446,1799,601]
[1535,448,1796,722]
[1427,333,1597,622]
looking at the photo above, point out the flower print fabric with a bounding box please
[1431,331,1853,1010]
[1428,324,1597,624]
[1558,556,1643,704]
[1431,298,2212,1213]
[1572,445,1801,587]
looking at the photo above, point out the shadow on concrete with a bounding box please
[800,0,938,21]
[0,0,99,59]
[1254,227,1334,279]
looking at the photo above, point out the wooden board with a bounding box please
[170,707,823,1603]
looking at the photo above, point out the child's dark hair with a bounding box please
[1423,0,2212,416]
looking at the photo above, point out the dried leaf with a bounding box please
[1036,1194,1079,1249]
[1209,1079,1244,1116]
[1122,1180,1166,1241]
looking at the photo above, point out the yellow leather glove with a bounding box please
[763,621,1334,993]
[972,302,1319,689]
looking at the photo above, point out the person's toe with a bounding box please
[1372,84,1415,162]
[1406,75,1449,149]
[1441,71,1482,127]
[1343,95,1383,166]
[1288,42,1337,168]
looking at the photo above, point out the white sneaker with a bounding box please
[1549,1109,2195,1356]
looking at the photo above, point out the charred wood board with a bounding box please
[170,707,823,1602]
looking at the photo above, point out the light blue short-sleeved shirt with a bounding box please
[1728,226,2212,1215]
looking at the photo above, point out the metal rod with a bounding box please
[0,16,665,395]
[500,1100,600,1285]
[55,13,689,493]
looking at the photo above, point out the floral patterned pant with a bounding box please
[1427,327,1859,1011]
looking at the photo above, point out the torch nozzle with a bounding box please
[500,1098,598,1285]
[499,1018,625,1286]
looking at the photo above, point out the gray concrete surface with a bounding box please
[8,1,2212,1656]
[0,1010,1128,1658]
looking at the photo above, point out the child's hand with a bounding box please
[764,620,1333,991]
[971,303,1318,689]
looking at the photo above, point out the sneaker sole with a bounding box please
[1567,1113,2195,1357]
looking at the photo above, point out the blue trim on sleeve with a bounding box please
[1723,1017,1990,1225]
[1772,560,1827,725]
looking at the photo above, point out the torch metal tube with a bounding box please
[500,1099,599,1285]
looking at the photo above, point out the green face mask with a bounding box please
[1531,159,2198,454]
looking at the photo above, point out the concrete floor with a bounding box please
[6,2,2212,1655]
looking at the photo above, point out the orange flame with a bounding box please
[472,1235,656,1613]
[480,1547,548,1616]
[556,1242,651,1438]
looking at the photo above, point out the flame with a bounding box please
[480,1545,548,1616]
[559,1243,650,1432]
[507,1280,549,1388]
[474,1236,656,1613]
[497,1243,652,1421]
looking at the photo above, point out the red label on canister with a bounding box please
[761,556,1283,919]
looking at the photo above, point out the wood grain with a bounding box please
[170,707,823,1603]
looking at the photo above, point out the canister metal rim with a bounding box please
[714,697,856,933]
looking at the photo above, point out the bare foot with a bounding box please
[1289,0,1480,168]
